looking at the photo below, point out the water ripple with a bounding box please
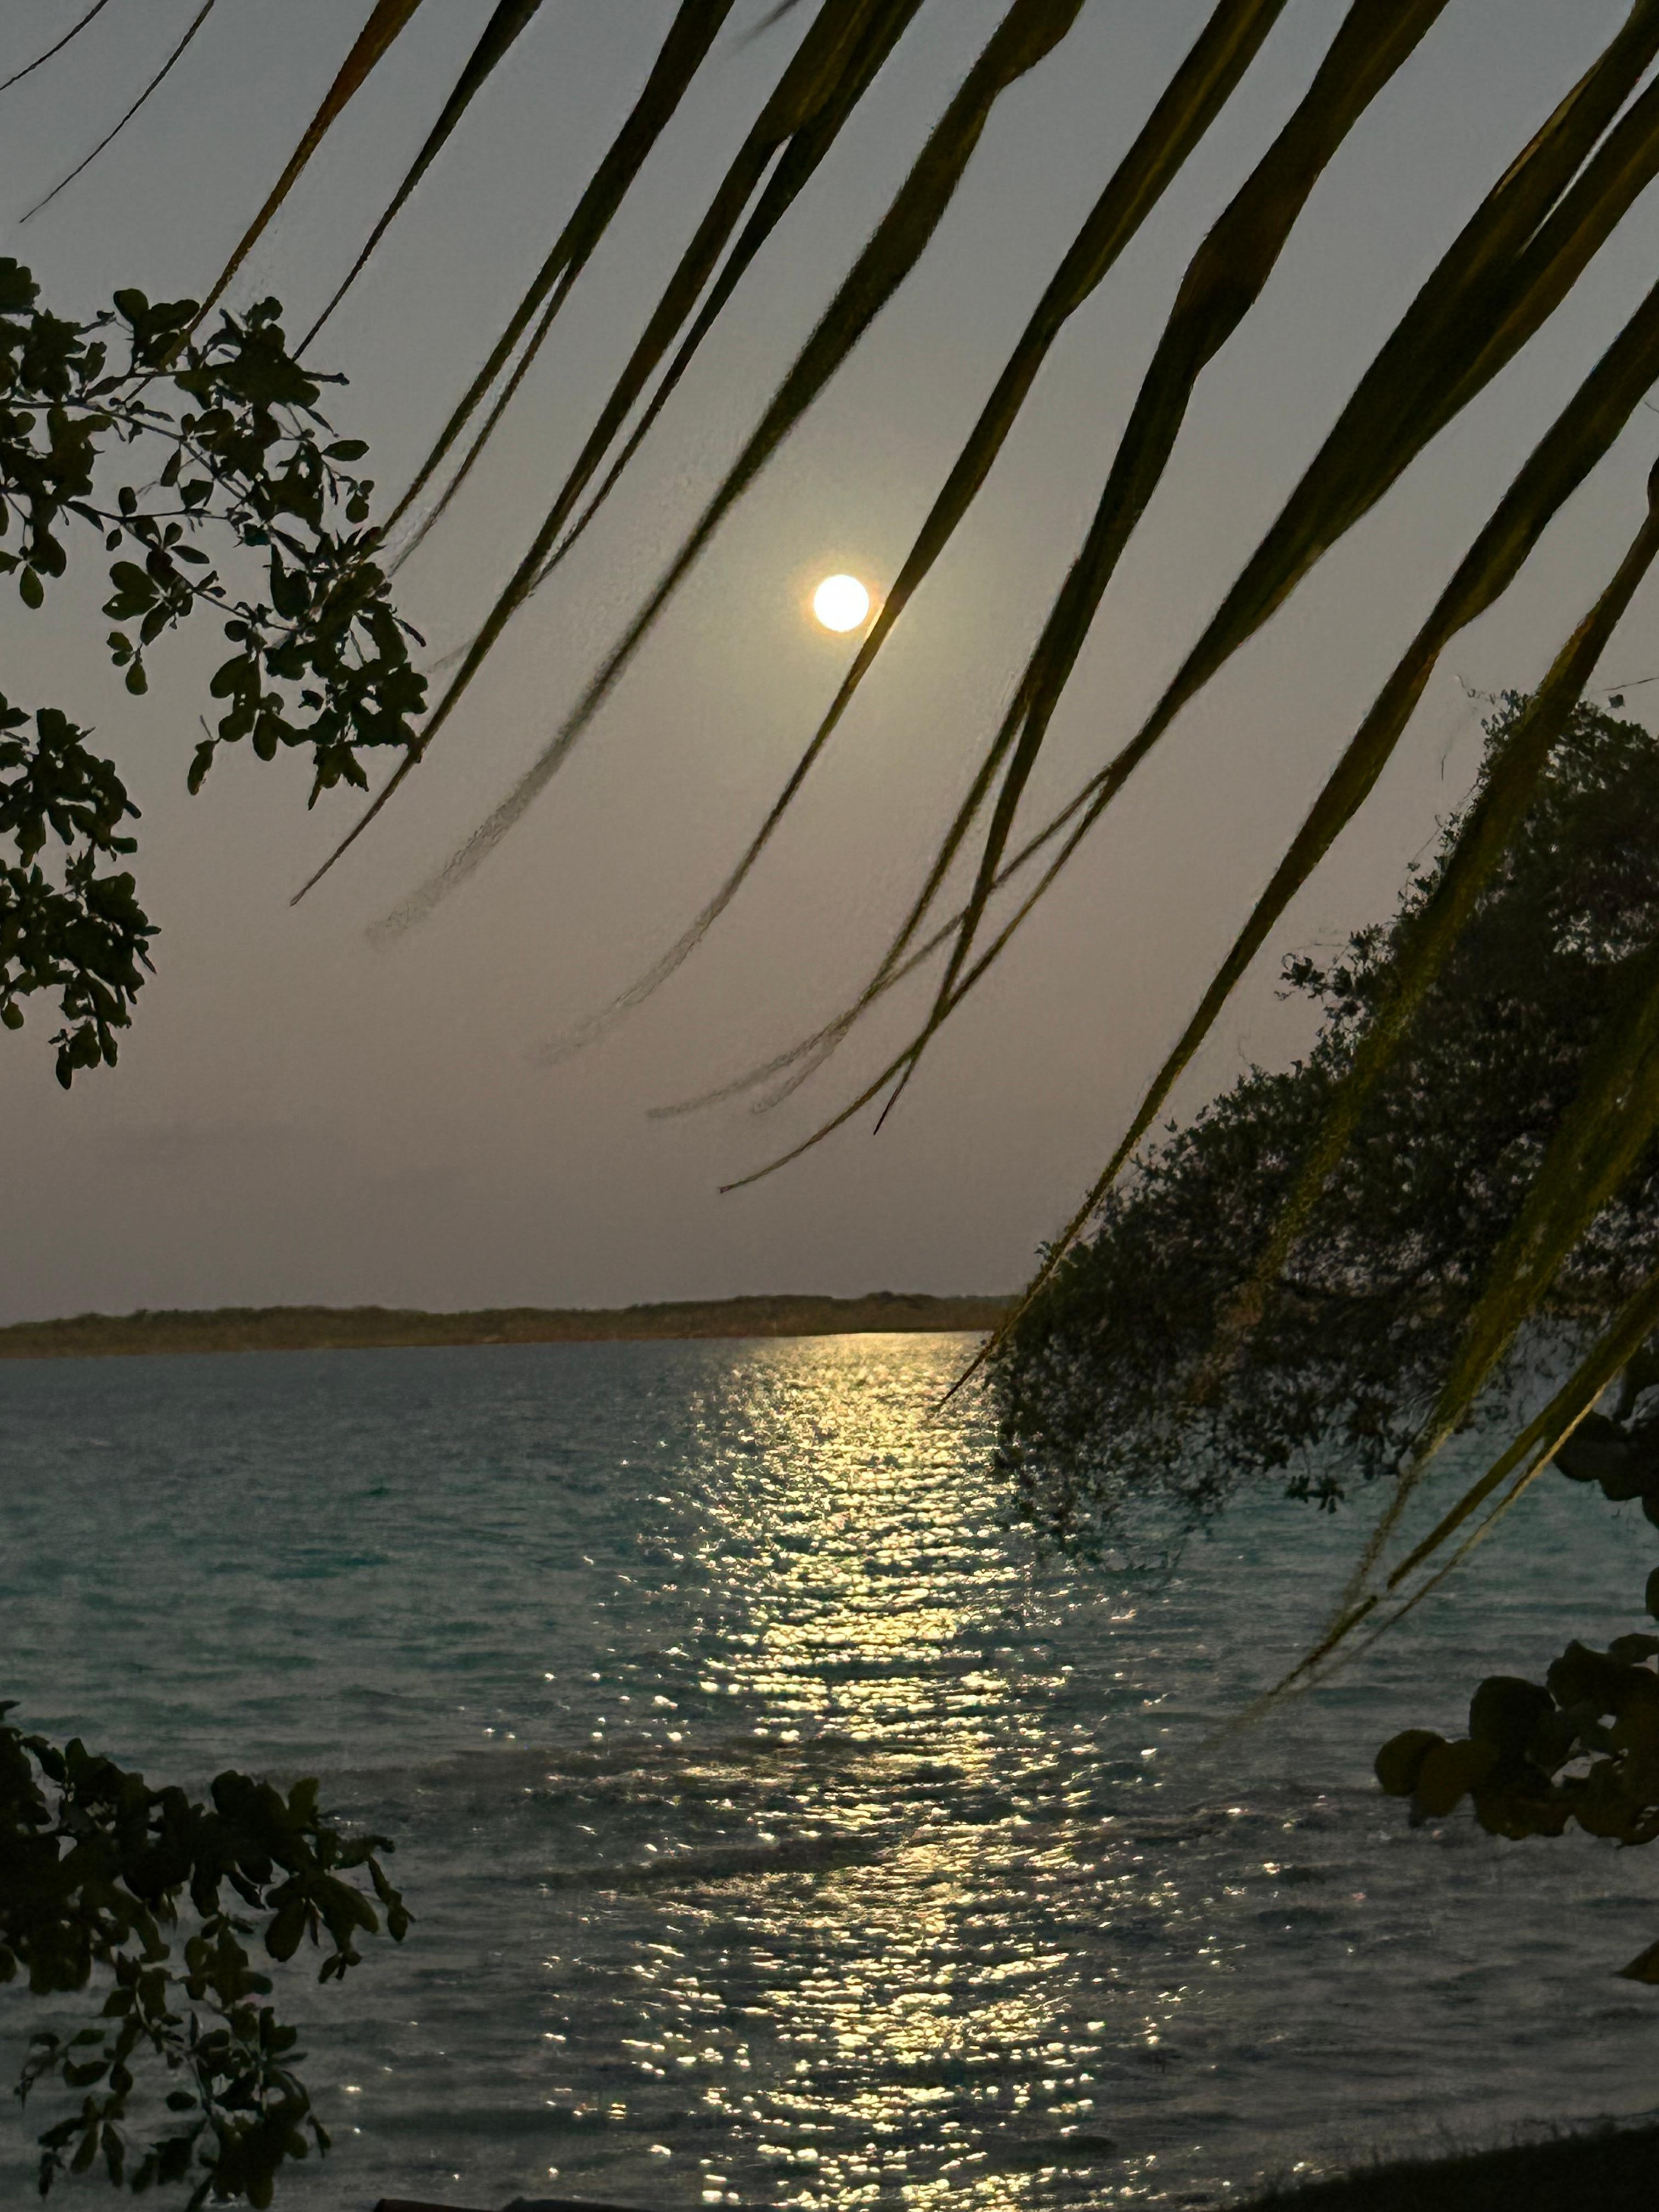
[3,1335,1656,2208]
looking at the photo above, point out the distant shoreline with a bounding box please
[0,1294,1012,1363]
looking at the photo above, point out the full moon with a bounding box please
[812,573,872,633]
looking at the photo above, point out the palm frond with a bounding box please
[379,0,746,548]
[1194,470,1659,1410]
[879,0,1457,1106]
[537,0,1295,1054]
[966,272,1659,1390]
[336,0,1093,923]
[1400,936,1659,1479]
[550,0,1659,1156]
[881,3,1659,1104]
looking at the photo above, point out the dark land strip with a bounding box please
[370,2119,1659,2211]
[0,1294,1009,1363]
[1241,2116,1659,2212]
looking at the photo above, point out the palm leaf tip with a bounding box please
[0,0,117,95]
[21,1,220,226]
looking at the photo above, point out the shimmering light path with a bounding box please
[3,1336,1655,2207]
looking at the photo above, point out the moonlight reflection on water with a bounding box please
[3,1335,1655,2207]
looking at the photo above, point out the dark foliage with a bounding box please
[0,257,425,1086]
[990,697,1659,1555]
[1372,1607,1659,1984]
[1,1709,407,2207]
[990,693,1659,1964]
[1,261,420,2202]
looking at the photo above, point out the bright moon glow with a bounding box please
[812,573,872,632]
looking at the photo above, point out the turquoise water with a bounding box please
[3,1333,1657,2210]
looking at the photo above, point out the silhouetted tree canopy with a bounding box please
[990,695,1659,1553]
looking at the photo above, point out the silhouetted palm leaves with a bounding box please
[19,0,1659,1672]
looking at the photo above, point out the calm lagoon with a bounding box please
[3,1335,1655,2208]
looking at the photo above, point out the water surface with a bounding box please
[3,1335,1655,2208]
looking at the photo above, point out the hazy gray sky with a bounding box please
[3,0,1657,1322]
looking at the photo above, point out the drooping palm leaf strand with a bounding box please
[961,269,1659,1391]
[405,0,929,590]
[882,0,1456,1112]
[195,0,432,333]
[1194,463,1659,1412]
[525,0,937,594]
[20,0,219,226]
[379,0,747,549]
[295,0,923,901]
[1390,1266,1659,1595]
[715,819,1126,1190]
[1251,1259,1659,1718]
[1358,926,1659,1579]
[888,1,1659,1098]
[301,0,550,349]
[0,0,117,96]
[635,882,1001,1105]
[314,0,1092,917]
[1293,936,1659,1663]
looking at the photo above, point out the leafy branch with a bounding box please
[0,257,426,1086]
[2,1709,408,2208]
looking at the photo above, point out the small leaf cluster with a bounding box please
[1376,1609,1659,1978]
[1,1708,407,2208]
[0,257,426,1084]
[0,692,151,1085]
